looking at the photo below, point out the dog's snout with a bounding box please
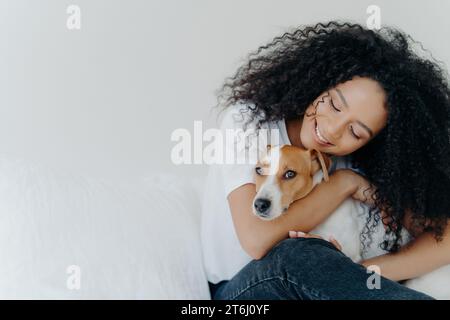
[254,198,271,214]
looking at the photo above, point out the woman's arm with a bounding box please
[361,223,450,282]
[227,169,355,260]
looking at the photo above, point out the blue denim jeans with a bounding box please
[208,238,434,300]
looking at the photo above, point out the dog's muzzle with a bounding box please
[253,198,271,217]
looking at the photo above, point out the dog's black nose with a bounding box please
[254,198,271,214]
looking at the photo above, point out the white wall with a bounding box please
[1,0,449,181]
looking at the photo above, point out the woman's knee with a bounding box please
[215,238,343,300]
[250,237,342,277]
[238,238,342,281]
[269,237,340,262]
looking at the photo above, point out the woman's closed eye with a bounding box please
[329,94,341,112]
[328,91,361,140]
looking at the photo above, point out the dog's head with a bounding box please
[252,144,332,220]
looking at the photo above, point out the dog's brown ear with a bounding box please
[257,144,272,163]
[309,149,332,181]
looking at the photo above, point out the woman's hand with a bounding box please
[336,169,378,206]
[337,169,396,232]
[288,231,342,251]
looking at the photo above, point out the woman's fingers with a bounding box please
[288,230,298,238]
[287,231,343,251]
[328,236,342,251]
[380,210,392,230]
[299,233,323,239]
[288,231,321,239]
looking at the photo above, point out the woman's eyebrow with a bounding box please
[335,88,374,138]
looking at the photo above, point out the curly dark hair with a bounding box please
[215,20,450,252]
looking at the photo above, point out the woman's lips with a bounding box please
[313,119,333,146]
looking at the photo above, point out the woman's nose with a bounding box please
[326,116,347,141]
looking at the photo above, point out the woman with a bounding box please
[200,21,450,299]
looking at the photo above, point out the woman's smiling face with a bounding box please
[300,76,388,156]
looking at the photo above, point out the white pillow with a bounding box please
[0,155,210,299]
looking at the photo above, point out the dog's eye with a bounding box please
[255,167,263,175]
[283,170,296,179]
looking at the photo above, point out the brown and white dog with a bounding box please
[253,144,331,221]
[252,144,365,262]
[252,144,450,299]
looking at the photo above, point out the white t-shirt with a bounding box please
[200,102,356,284]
